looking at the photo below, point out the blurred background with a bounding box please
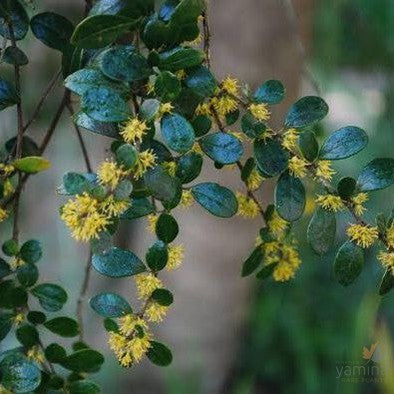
[1,0,394,393]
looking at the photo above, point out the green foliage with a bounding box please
[254,79,285,104]
[307,208,336,255]
[89,292,133,318]
[199,132,243,164]
[334,241,364,286]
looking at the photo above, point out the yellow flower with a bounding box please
[351,192,368,216]
[315,160,335,181]
[267,210,288,238]
[191,142,203,155]
[167,244,184,271]
[186,33,202,46]
[146,80,155,95]
[282,128,299,151]
[27,346,44,364]
[135,273,162,299]
[9,257,25,271]
[378,251,394,274]
[97,160,127,190]
[100,195,130,217]
[176,70,186,80]
[180,189,194,208]
[146,214,158,234]
[0,163,15,176]
[60,193,109,242]
[3,179,14,197]
[347,224,379,248]
[13,313,24,325]
[120,118,149,145]
[119,314,148,337]
[134,149,157,179]
[249,103,270,122]
[229,131,244,141]
[162,161,177,177]
[236,192,260,218]
[315,194,344,212]
[158,102,174,117]
[385,225,394,249]
[221,76,239,96]
[195,102,212,117]
[0,207,8,223]
[246,168,264,191]
[0,384,12,394]
[288,156,308,178]
[211,96,238,117]
[145,302,169,323]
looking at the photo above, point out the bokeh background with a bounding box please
[1,0,394,393]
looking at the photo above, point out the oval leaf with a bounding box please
[161,113,195,153]
[357,158,394,192]
[31,283,67,312]
[285,96,328,128]
[254,80,285,104]
[44,317,79,337]
[307,208,336,255]
[254,138,289,177]
[146,341,173,366]
[13,156,50,173]
[199,132,243,164]
[89,292,132,318]
[334,241,364,286]
[62,349,104,373]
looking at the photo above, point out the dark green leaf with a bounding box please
[151,288,173,306]
[20,240,42,264]
[176,152,203,183]
[307,208,336,255]
[16,324,39,347]
[298,130,319,162]
[156,214,179,244]
[155,71,181,101]
[44,317,79,337]
[2,240,18,257]
[242,247,263,277]
[17,263,39,287]
[27,311,46,325]
[0,1,29,40]
[275,171,305,222]
[69,380,101,394]
[144,166,180,203]
[89,292,132,318]
[31,283,68,312]
[62,172,93,195]
[71,15,139,49]
[146,341,173,366]
[45,343,67,363]
[254,138,289,177]
[74,111,119,138]
[254,80,285,104]
[92,247,146,277]
[0,258,12,279]
[379,270,394,296]
[103,318,119,333]
[121,197,154,219]
[357,158,394,192]
[199,132,243,164]
[285,96,328,128]
[3,46,28,66]
[319,126,368,160]
[116,144,138,169]
[30,12,74,51]
[337,177,357,199]
[0,281,27,308]
[0,78,19,110]
[192,182,238,218]
[334,241,364,286]
[185,66,217,97]
[159,47,204,71]
[62,349,104,373]
[0,312,13,340]
[5,135,39,157]
[256,262,279,280]
[161,113,195,153]
[100,45,151,82]
[191,115,211,137]
[241,113,266,139]
[146,241,168,271]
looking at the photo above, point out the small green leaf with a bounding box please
[0,1,29,40]
[62,172,93,195]
[156,214,179,244]
[0,78,19,110]
[285,96,329,128]
[242,247,263,277]
[298,130,319,162]
[192,182,238,218]
[0,354,41,393]
[334,241,364,286]
[3,46,28,66]
[71,15,139,49]
[185,66,217,98]
[74,111,119,138]
[13,156,51,173]
[256,262,279,280]
[31,283,68,312]
[307,208,336,255]
[16,324,39,347]
[199,132,243,164]
[0,259,11,279]
[146,341,173,366]
[2,239,19,257]
[121,197,154,219]
[0,281,27,308]
[155,71,181,101]
[30,12,74,51]
[62,349,105,373]
[89,292,132,318]
[144,166,180,204]
[116,144,138,169]
[379,270,394,296]
[151,288,173,306]
[254,138,289,177]
[176,152,203,184]
[140,98,160,122]
[92,247,146,278]
[146,241,168,271]
[45,343,67,363]
[44,317,79,337]
[337,177,357,199]
[17,263,39,287]
[275,171,305,222]
[254,80,285,104]
[103,318,119,333]
[20,240,42,264]
[357,158,394,192]
[0,312,13,340]
[69,380,101,394]
[192,115,212,137]
[27,311,46,325]
[241,113,266,139]
[319,126,368,160]
[159,46,204,71]
[161,113,195,153]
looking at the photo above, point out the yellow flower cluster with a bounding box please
[386,225,394,249]
[378,251,394,274]
[61,193,109,242]
[158,102,174,117]
[176,70,186,80]
[162,161,177,177]
[145,302,169,323]
[267,210,288,238]
[134,149,157,179]
[262,240,301,282]
[211,95,238,117]
[351,192,368,216]
[9,257,25,271]
[120,118,149,145]
[246,168,264,191]
[282,128,299,151]
[101,195,130,217]
[180,189,194,208]
[195,102,212,117]
[97,160,128,190]
[13,313,24,325]
[167,244,185,271]
[0,384,12,394]
[3,179,14,197]
[0,207,8,223]
[146,214,158,234]
[315,160,335,181]
[0,163,15,176]
[347,224,379,248]
[288,156,308,178]
[134,273,162,299]
[315,194,344,212]
[27,346,44,364]
[249,103,271,122]
[236,192,260,218]
[221,76,240,97]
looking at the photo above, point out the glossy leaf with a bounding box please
[155,71,181,101]
[357,158,394,192]
[0,78,19,110]
[159,47,204,71]
[307,208,336,255]
[62,349,104,373]
[20,240,42,264]
[161,113,195,153]
[254,80,285,104]
[89,292,132,318]
[379,270,394,296]
[285,96,328,128]
[176,152,203,183]
[334,241,364,286]
[31,283,68,312]
[254,138,289,177]
[146,341,173,366]
[121,197,154,219]
[156,214,179,244]
[69,380,101,394]
[3,46,28,66]
[151,288,173,306]
[13,156,50,173]
[74,112,119,138]
[0,1,29,40]
[199,132,243,164]
[44,317,79,337]
[298,130,319,162]
[242,247,263,277]
[185,66,217,97]
[146,241,168,271]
